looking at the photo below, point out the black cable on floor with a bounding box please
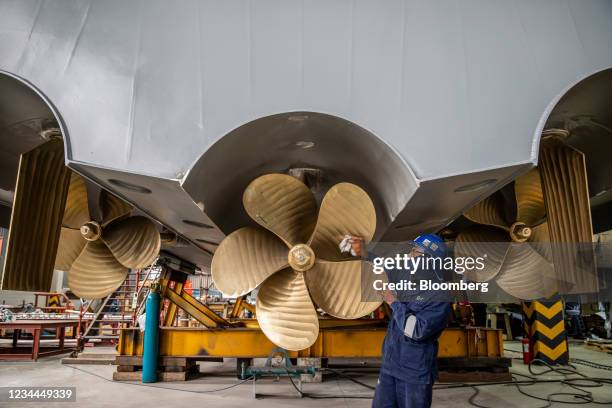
[468,385,502,408]
[66,363,374,400]
[66,357,612,404]
[432,359,612,408]
[282,367,373,400]
[570,358,612,371]
[63,364,254,394]
[506,347,612,371]
[321,367,377,390]
[274,359,612,403]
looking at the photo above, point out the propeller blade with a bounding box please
[305,260,382,319]
[243,174,317,247]
[308,183,376,261]
[529,222,553,262]
[100,190,132,226]
[495,243,557,300]
[63,172,90,229]
[514,168,546,227]
[85,182,103,223]
[464,193,508,231]
[101,216,160,269]
[256,269,319,351]
[211,227,289,297]
[68,240,128,299]
[54,228,86,271]
[454,226,510,282]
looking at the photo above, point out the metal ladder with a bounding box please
[80,267,157,344]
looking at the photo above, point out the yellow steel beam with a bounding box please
[165,288,230,328]
[438,327,504,358]
[243,302,255,315]
[163,281,183,326]
[237,318,385,329]
[229,296,245,318]
[207,303,227,314]
[229,297,257,318]
[118,326,503,359]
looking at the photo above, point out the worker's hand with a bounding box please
[339,235,364,257]
[349,236,364,257]
[382,289,396,305]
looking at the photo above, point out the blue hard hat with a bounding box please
[413,234,447,258]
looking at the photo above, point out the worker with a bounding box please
[347,234,451,408]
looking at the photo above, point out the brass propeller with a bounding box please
[455,168,557,300]
[55,172,161,299]
[242,173,317,246]
[212,173,381,351]
[256,268,319,351]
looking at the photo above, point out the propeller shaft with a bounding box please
[80,221,102,241]
[288,244,315,272]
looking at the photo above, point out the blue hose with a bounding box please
[142,289,160,383]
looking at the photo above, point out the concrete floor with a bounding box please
[0,342,610,407]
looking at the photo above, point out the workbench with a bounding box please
[0,320,79,361]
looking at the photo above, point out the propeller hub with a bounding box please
[80,221,102,241]
[288,244,315,272]
[510,222,531,242]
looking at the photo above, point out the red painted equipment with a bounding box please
[522,337,532,364]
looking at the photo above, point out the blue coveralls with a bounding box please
[372,262,451,408]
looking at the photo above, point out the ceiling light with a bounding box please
[295,141,315,149]
[288,114,309,122]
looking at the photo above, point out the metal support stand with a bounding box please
[247,348,314,398]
